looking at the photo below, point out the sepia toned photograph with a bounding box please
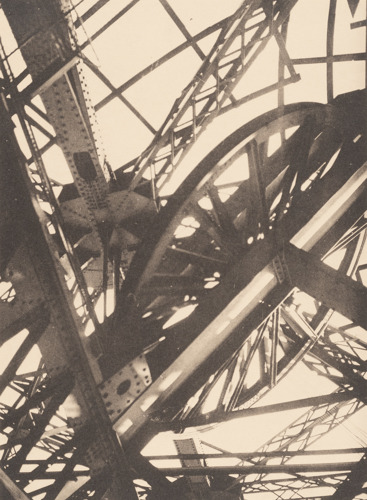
[0,1,366,498]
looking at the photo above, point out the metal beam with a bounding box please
[117,159,367,445]
[251,393,363,458]
[157,461,360,476]
[283,308,367,393]
[331,453,367,500]
[83,56,156,134]
[158,0,206,60]
[6,372,75,474]
[0,303,48,345]
[285,244,367,330]
[0,92,138,498]
[79,0,141,50]
[326,0,337,101]
[292,52,367,64]
[20,55,80,101]
[150,392,356,431]
[0,320,48,396]
[129,0,298,191]
[307,341,367,398]
[0,469,30,500]
[146,447,365,462]
[95,15,232,109]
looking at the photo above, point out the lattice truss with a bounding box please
[0,0,366,499]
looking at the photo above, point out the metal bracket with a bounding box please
[99,354,152,421]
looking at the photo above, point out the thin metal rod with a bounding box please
[157,461,359,476]
[146,447,365,461]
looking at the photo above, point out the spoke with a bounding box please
[275,115,317,219]
[112,248,121,309]
[207,186,243,253]
[192,203,235,251]
[102,243,109,322]
[246,139,268,232]
[262,123,307,185]
[270,308,279,388]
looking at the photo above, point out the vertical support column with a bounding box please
[327,0,337,102]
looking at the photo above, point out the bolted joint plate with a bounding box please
[99,354,152,421]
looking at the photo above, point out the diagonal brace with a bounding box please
[284,243,367,330]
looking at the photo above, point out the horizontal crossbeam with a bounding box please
[157,461,360,476]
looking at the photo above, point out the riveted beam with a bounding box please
[118,156,367,448]
[0,90,138,498]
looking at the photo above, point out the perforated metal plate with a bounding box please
[99,354,152,420]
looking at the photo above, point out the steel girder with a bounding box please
[0,1,367,499]
[229,318,367,496]
[1,91,366,498]
[4,0,303,200]
[129,0,300,196]
[145,314,367,496]
[115,95,367,448]
[0,95,139,498]
[114,94,367,497]
[147,392,359,432]
[0,468,31,500]
[285,244,367,330]
[0,0,157,340]
[135,225,367,497]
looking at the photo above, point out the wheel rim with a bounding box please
[119,103,338,325]
[105,99,363,408]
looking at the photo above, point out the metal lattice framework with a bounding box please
[0,0,366,499]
